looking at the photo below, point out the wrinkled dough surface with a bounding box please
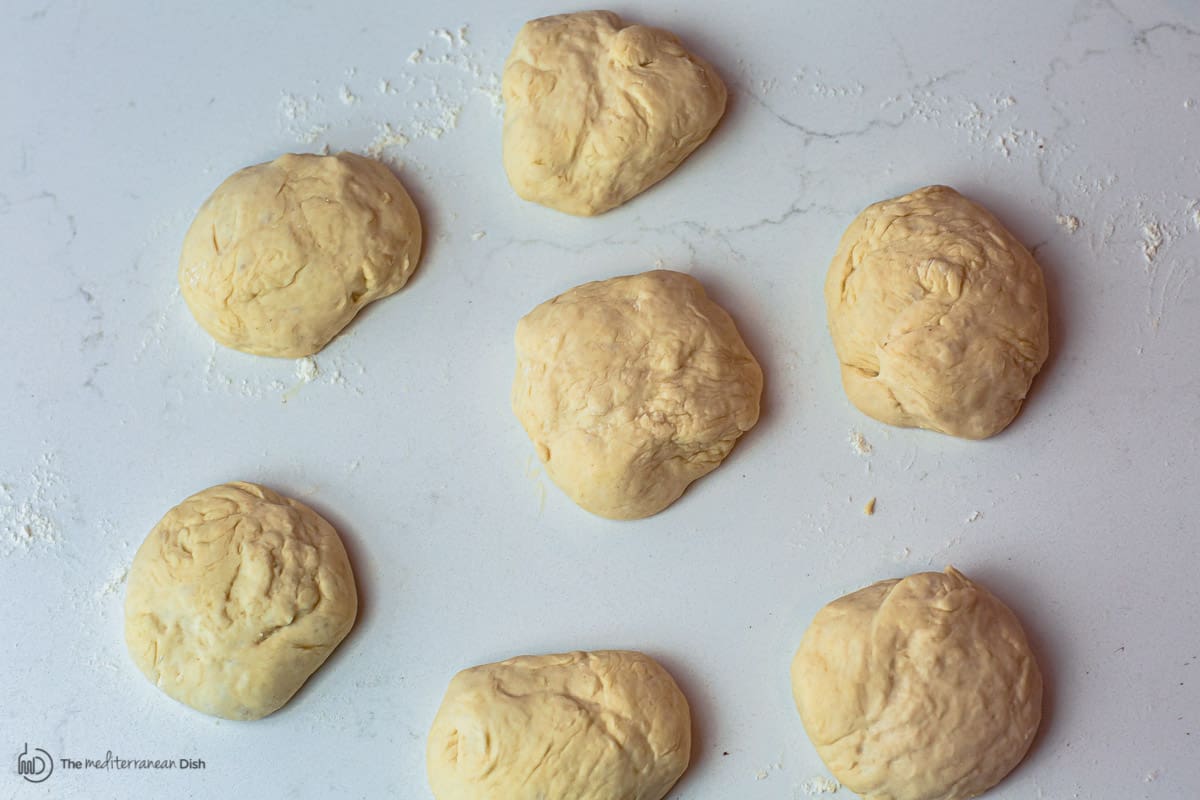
[124,482,357,720]
[791,567,1043,800]
[825,185,1048,439]
[512,270,762,519]
[427,650,691,800]
[502,10,727,216]
[179,152,422,357]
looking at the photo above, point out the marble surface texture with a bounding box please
[2,1,1198,798]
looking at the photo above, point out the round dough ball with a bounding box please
[502,11,727,216]
[512,270,762,519]
[427,650,691,800]
[179,152,422,357]
[825,185,1049,439]
[124,482,358,720]
[791,567,1043,800]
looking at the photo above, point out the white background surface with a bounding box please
[2,1,1199,798]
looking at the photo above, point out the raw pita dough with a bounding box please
[502,10,726,215]
[791,567,1043,800]
[512,270,762,519]
[427,650,691,800]
[825,185,1048,439]
[124,482,357,720]
[179,152,422,357]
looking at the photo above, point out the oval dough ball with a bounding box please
[825,185,1049,439]
[179,152,422,357]
[502,10,727,216]
[124,482,358,720]
[512,270,763,519]
[427,650,691,800]
[791,567,1043,800]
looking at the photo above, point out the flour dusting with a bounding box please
[95,564,129,600]
[800,775,841,794]
[295,356,319,383]
[276,22,502,162]
[1,451,67,556]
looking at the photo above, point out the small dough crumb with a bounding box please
[864,497,876,516]
[1055,213,1080,233]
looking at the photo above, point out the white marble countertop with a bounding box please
[2,1,1198,797]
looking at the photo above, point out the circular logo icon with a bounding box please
[17,744,53,783]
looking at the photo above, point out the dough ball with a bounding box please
[502,10,727,216]
[179,152,422,357]
[512,270,762,519]
[427,650,691,800]
[791,567,1043,800]
[124,482,358,720]
[825,185,1049,439]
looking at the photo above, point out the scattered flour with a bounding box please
[849,430,873,456]
[295,356,319,383]
[800,775,841,794]
[274,23,503,164]
[280,353,365,400]
[470,230,487,241]
[277,91,329,144]
[966,510,983,523]
[1,451,66,556]
[202,345,359,399]
[364,122,411,166]
[994,127,1046,159]
[1056,214,1081,233]
[96,564,129,600]
[135,287,182,363]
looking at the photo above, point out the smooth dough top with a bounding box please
[179,152,422,357]
[427,650,691,800]
[791,567,1043,800]
[124,482,358,720]
[512,270,763,519]
[825,185,1049,439]
[502,10,727,216]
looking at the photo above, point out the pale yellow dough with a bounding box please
[825,185,1049,439]
[791,567,1043,800]
[427,650,691,800]
[502,10,727,216]
[124,482,357,720]
[512,270,763,519]
[179,152,422,357]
